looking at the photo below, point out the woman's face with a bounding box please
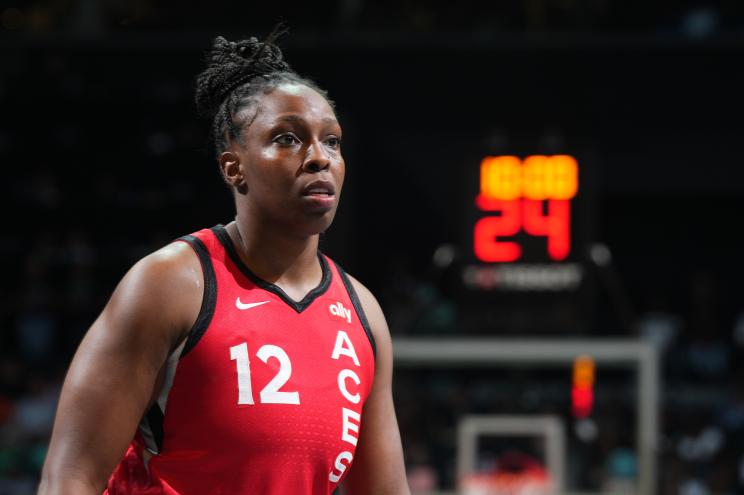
[232,83,345,237]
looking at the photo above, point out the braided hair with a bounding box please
[195,32,332,157]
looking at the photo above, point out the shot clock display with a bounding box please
[463,154,586,292]
[475,155,578,262]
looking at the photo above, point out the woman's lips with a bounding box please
[302,179,336,197]
[301,180,336,211]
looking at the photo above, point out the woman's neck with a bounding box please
[225,217,322,302]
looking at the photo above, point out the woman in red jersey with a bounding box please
[39,34,410,495]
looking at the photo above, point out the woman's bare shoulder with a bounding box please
[99,240,204,349]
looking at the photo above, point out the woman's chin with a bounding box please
[291,209,338,238]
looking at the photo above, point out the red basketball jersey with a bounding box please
[105,225,376,495]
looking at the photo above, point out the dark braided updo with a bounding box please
[195,32,332,156]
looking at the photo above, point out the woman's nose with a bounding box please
[303,141,331,172]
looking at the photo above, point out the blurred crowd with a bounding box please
[2,0,744,37]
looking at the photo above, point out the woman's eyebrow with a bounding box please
[277,114,304,123]
[275,114,339,126]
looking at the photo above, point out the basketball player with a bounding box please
[38,34,410,494]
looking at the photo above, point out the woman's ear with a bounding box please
[219,151,248,194]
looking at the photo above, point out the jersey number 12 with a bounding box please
[229,342,301,405]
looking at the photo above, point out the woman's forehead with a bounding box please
[255,83,337,125]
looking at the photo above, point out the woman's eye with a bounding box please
[274,134,299,146]
[325,137,341,149]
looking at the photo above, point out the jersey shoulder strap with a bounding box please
[176,228,219,357]
[325,256,377,358]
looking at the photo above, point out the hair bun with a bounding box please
[195,33,291,118]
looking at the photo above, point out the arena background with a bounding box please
[2,1,744,494]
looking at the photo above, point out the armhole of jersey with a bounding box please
[139,235,216,455]
[139,336,187,455]
[177,234,217,358]
[139,403,165,455]
[332,260,377,358]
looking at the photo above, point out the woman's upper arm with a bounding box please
[39,242,202,494]
[343,276,410,495]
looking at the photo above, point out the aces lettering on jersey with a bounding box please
[328,329,363,484]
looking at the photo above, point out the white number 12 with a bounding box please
[229,342,300,405]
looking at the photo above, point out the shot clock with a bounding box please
[474,155,577,262]
[463,154,588,292]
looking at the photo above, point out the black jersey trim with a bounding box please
[332,260,377,358]
[141,404,165,454]
[178,234,218,358]
[211,224,331,313]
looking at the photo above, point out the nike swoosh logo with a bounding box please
[235,298,271,310]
